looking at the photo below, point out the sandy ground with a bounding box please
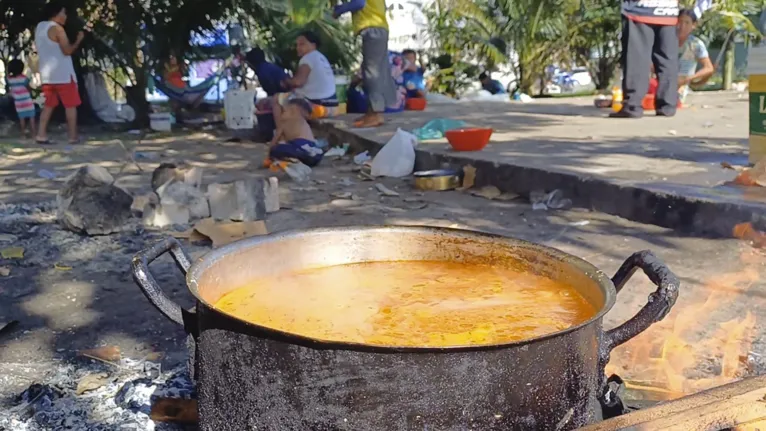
[0,123,765,406]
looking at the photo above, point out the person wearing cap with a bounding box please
[333,0,398,128]
[610,0,679,118]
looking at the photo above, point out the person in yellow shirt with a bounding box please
[334,0,397,128]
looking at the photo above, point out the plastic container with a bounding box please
[405,97,427,111]
[445,128,493,152]
[611,87,623,113]
[224,89,256,130]
[149,113,172,132]
[748,45,766,163]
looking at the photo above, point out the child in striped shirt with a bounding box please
[6,59,36,138]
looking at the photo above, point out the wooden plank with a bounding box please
[579,375,766,431]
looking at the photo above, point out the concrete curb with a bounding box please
[314,122,766,238]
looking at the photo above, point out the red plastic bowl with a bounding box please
[445,128,493,152]
[642,94,683,111]
[405,97,427,111]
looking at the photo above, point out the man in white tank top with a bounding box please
[35,1,85,145]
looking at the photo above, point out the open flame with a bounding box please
[605,245,761,401]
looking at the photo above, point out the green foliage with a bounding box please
[0,0,46,62]
[494,0,586,94]
[571,0,621,89]
[424,0,588,95]
[240,0,357,73]
[423,0,506,95]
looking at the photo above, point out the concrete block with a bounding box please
[143,202,191,228]
[158,182,210,220]
[207,177,279,221]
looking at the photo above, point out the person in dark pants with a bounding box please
[610,0,679,118]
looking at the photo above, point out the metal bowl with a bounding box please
[413,169,460,191]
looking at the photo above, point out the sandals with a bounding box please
[35,138,54,145]
[352,114,384,128]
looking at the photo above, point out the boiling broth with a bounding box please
[214,260,596,347]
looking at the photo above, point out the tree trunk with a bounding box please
[126,72,150,128]
[596,43,614,90]
[518,61,534,95]
[723,39,734,91]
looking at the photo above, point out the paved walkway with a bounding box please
[320,91,766,236]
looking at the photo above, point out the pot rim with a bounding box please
[186,225,617,353]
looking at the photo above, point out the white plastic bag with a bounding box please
[371,128,419,177]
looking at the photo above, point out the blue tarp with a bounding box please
[190,24,229,48]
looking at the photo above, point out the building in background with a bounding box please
[386,0,429,53]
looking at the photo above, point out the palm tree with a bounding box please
[422,0,507,95]
[423,0,586,95]
[691,0,763,89]
[494,0,586,94]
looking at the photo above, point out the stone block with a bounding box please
[207,177,279,221]
[158,182,210,220]
[142,202,191,228]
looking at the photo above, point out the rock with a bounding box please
[207,177,279,222]
[158,182,210,219]
[56,165,133,235]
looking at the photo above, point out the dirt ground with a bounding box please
[1,126,765,405]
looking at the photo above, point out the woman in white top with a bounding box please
[283,30,338,117]
[34,1,85,144]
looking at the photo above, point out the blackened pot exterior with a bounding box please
[195,303,602,431]
[132,226,679,431]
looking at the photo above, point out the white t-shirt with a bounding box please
[295,50,336,100]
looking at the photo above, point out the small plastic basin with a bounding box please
[445,128,493,152]
[405,97,427,111]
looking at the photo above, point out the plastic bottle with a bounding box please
[284,162,312,183]
[611,86,623,112]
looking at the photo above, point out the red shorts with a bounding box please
[42,79,81,109]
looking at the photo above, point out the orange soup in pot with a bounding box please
[214,260,596,348]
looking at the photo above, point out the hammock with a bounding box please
[153,58,233,107]
[153,71,222,107]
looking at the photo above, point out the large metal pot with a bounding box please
[132,226,679,431]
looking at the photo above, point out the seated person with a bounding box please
[164,54,186,119]
[677,9,714,104]
[282,30,338,117]
[479,72,506,95]
[245,47,289,112]
[268,97,324,167]
[346,72,405,114]
[164,54,186,89]
[402,49,426,98]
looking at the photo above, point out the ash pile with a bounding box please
[0,357,195,431]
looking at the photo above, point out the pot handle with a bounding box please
[131,237,196,332]
[601,250,680,356]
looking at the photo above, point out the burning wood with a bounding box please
[580,375,766,431]
[605,247,761,400]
